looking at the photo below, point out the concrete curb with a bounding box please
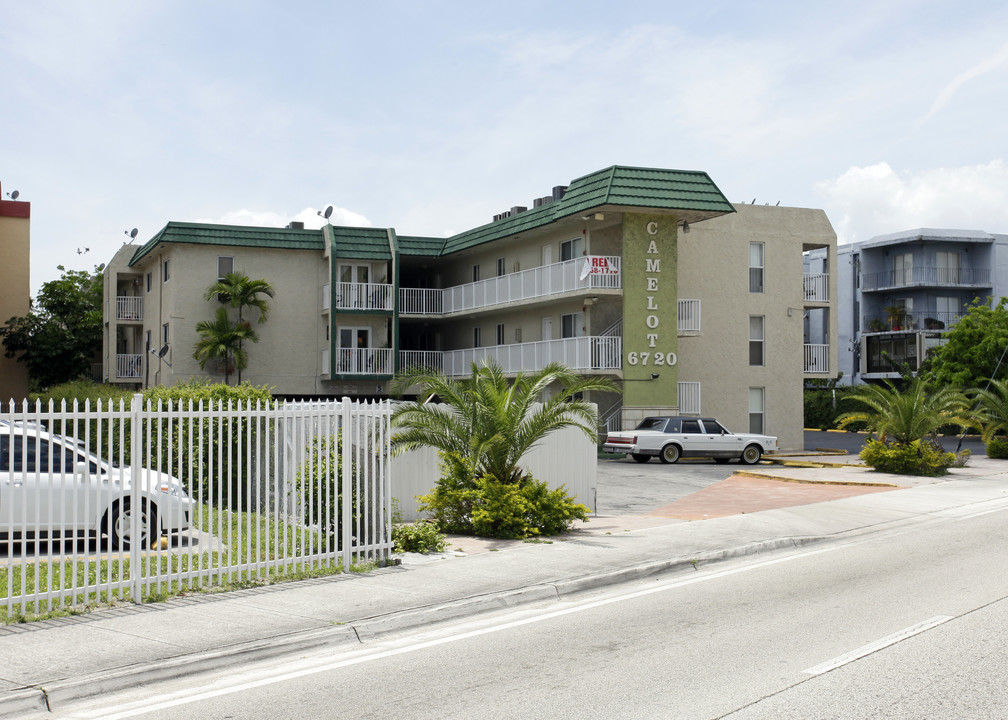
[0,535,827,717]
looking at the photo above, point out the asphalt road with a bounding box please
[61,500,1008,719]
[802,429,986,456]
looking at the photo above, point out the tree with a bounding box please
[0,265,104,390]
[919,298,1008,388]
[971,378,1008,442]
[836,376,972,446]
[192,307,258,385]
[203,273,274,384]
[390,360,618,484]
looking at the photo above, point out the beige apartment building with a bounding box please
[102,166,837,450]
[0,182,31,401]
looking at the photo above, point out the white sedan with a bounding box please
[0,421,195,548]
[603,416,778,465]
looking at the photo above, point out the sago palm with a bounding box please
[971,378,1008,442]
[391,360,618,484]
[837,377,972,445]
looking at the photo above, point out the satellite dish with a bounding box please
[125,228,139,243]
[324,205,333,220]
[157,343,169,358]
[8,190,19,200]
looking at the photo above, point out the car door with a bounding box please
[679,418,704,456]
[699,418,739,458]
[2,432,91,536]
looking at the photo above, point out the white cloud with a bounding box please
[199,206,372,230]
[816,160,1008,243]
[921,43,1008,125]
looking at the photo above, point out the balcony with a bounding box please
[115,354,143,379]
[400,256,621,316]
[116,296,143,322]
[327,347,393,376]
[803,273,828,303]
[863,310,963,333]
[803,344,830,374]
[324,282,394,312]
[398,336,622,377]
[860,266,991,292]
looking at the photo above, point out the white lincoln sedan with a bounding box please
[603,416,778,465]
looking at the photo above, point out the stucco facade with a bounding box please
[102,166,837,450]
[0,183,31,401]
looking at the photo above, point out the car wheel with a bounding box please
[106,500,158,550]
[631,453,650,463]
[713,457,730,464]
[741,445,763,465]
[659,444,681,464]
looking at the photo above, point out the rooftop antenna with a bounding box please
[125,228,138,243]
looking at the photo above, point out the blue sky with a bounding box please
[4,0,1008,294]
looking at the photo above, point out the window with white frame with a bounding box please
[749,316,764,366]
[217,256,234,280]
[560,237,582,262]
[749,387,765,434]
[161,322,169,346]
[749,242,764,293]
[561,312,584,338]
[936,251,960,284]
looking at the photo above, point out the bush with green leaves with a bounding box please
[859,438,957,476]
[417,452,589,539]
[392,521,447,554]
[296,433,359,544]
[986,438,1008,459]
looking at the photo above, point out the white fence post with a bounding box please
[129,392,143,603]
[341,397,352,571]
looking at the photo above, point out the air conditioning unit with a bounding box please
[510,206,528,215]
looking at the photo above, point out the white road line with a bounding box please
[804,615,954,675]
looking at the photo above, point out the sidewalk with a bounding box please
[3,455,1008,716]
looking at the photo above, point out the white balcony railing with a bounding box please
[803,273,828,302]
[440,336,622,376]
[331,347,393,375]
[399,350,444,372]
[399,256,621,315]
[804,344,829,373]
[116,354,143,379]
[332,282,394,312]
[116,296,143,321]
[677,299,701,333]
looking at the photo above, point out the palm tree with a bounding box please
[971,378,1008,442]
[836,377,972,445]
[390,360,618,484]
[193,307,259,385]
[204,273,274,382]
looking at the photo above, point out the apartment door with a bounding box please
[339,264,370,307]
[338,327,371,372]
[542,316,553,341]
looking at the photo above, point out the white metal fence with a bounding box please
[0,396,392,618]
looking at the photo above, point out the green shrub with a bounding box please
[392,521,447,553]
[859,438,956,476]
[296,434,359,544]
[29,380,133,409]
[986,438,1008,459]
[417,452,589,539]
[803,386,864,430]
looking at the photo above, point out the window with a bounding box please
[749,387,765,434]
[749,316,764,366]
[496,323,504,345]
[561,312,584,338]
[161,322,169,346]
[893,253,912,285]
[681,419,701,434]
[217,256,234,280]
[145,272,152,293]
[934,296,959,327]
[936,251,960,284]
[473,327,481,348]
[163,259,170,283]
[560,238,583,262]
[749,243,764,293]
[472,264,480,283]
[496,258,506,277]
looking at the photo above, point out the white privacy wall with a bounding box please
[390,409,599,523]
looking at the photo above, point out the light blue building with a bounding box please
[808,228,1008,384]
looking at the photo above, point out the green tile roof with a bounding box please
[130,222,324,265]
[441,165,734,254]
[327,226,393,260]
[396,235,448,256]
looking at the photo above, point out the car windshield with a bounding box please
[635,418,667,431]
